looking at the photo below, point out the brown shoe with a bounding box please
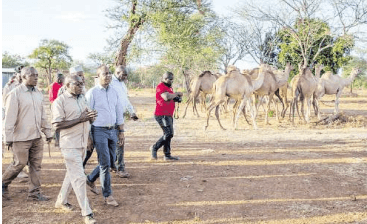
[116,170,130,178]
[105,195,118,207]
[86,179,100,195]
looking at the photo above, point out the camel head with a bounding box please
[351,67,361,77]
[315,64,324,78]
[227,65,238,73]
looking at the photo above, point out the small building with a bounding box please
[2,68,16,88]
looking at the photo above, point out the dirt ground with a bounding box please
[2,88,367,224]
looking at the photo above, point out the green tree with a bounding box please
[151,7,221,92]
[29,39,72,86]
[2,51,29,68]
[105,0,210,67]
[277,18,354,77]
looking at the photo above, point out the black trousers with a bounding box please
[153,115,174,157]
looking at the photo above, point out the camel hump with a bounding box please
[322,71,333,79]
[199,71,211,78]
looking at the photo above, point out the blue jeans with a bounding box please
[87,126,117,198]
[115,144,125,171]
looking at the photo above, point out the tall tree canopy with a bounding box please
[2,52,29,68]
[29,39,72,86]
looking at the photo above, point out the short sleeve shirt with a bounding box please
[52,91,90,149]
[154,82,175,116]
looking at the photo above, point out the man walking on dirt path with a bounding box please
[2,66,29,182]
[85,65,125,207]
[150,71,183,161]
[2,67,52,201]
[52,74,98,224]
[49,73,64,104]
[109,65,138,178]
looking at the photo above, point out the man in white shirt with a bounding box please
[110,65,138,178]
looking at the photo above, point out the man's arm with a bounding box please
[4,92,18,144]
[161,92,183,101]
[41,102,52,141]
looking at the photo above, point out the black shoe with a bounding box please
[150,145,157,160]
[164,156,179,161]
[2,186,9,200]
[27,193,50,201]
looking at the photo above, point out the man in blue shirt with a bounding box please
[110,65,138,178]
[85,65,125,207]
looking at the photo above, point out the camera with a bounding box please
[173,96,182,103]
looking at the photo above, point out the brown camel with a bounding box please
[205,65,265,130]
[252,63,294,124]
[314,67,360,118]
[290,65,318,123]
[182,71,218,118]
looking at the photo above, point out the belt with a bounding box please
[93,126,116,130]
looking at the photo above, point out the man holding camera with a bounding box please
[150,71,183,161]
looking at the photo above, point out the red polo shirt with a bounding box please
[49,82,63,103]
[154,82,175,116]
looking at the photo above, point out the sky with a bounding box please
[2,0,258,70]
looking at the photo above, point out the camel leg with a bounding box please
[232,100,240,125]
[234,98,247,130]
[275,89,284,119]
[215,105,226,130]
[335,89,342,114]
[246,97,258,130]
[182,95,192,118]
[306,97,312,123]
[193,92,201,118]
[205,101,217,130]
[253,95,259,121]
[273,97,279,122]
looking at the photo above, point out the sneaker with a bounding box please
[110,167,117,173]
[84,213,97,224]
[150,145,157,160]
[27,193,50,201]
[164,156,179,161]
[116,170,130,178]
[55,202,74,212]
[86,179,100,195]
[104,195,119,207]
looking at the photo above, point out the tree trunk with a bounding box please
[114,1,144,67]
[182,69,191,95]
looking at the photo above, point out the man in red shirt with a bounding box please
[49,73,64,103]
[150,72,183,161]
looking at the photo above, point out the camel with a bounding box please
[182,71,217,118]
[289,65,318,123]
[313,67,360,118]
[252,63,294,124]
[205,65,265,130]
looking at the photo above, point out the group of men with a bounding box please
[2,64,182,224]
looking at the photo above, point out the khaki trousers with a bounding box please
[56,147,92,216]
[2,138,44,196]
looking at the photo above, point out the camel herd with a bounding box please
[182,63,361,130]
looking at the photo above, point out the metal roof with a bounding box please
[2,68,16,73]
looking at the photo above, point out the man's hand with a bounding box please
[117,132,125,147]
[87,136,93,152]
[176,92,183,97]
[6,142,13,147]
[79,109,90,122]
[46,137,53,143]
[130,113,139,121]
[87,110,98,123]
